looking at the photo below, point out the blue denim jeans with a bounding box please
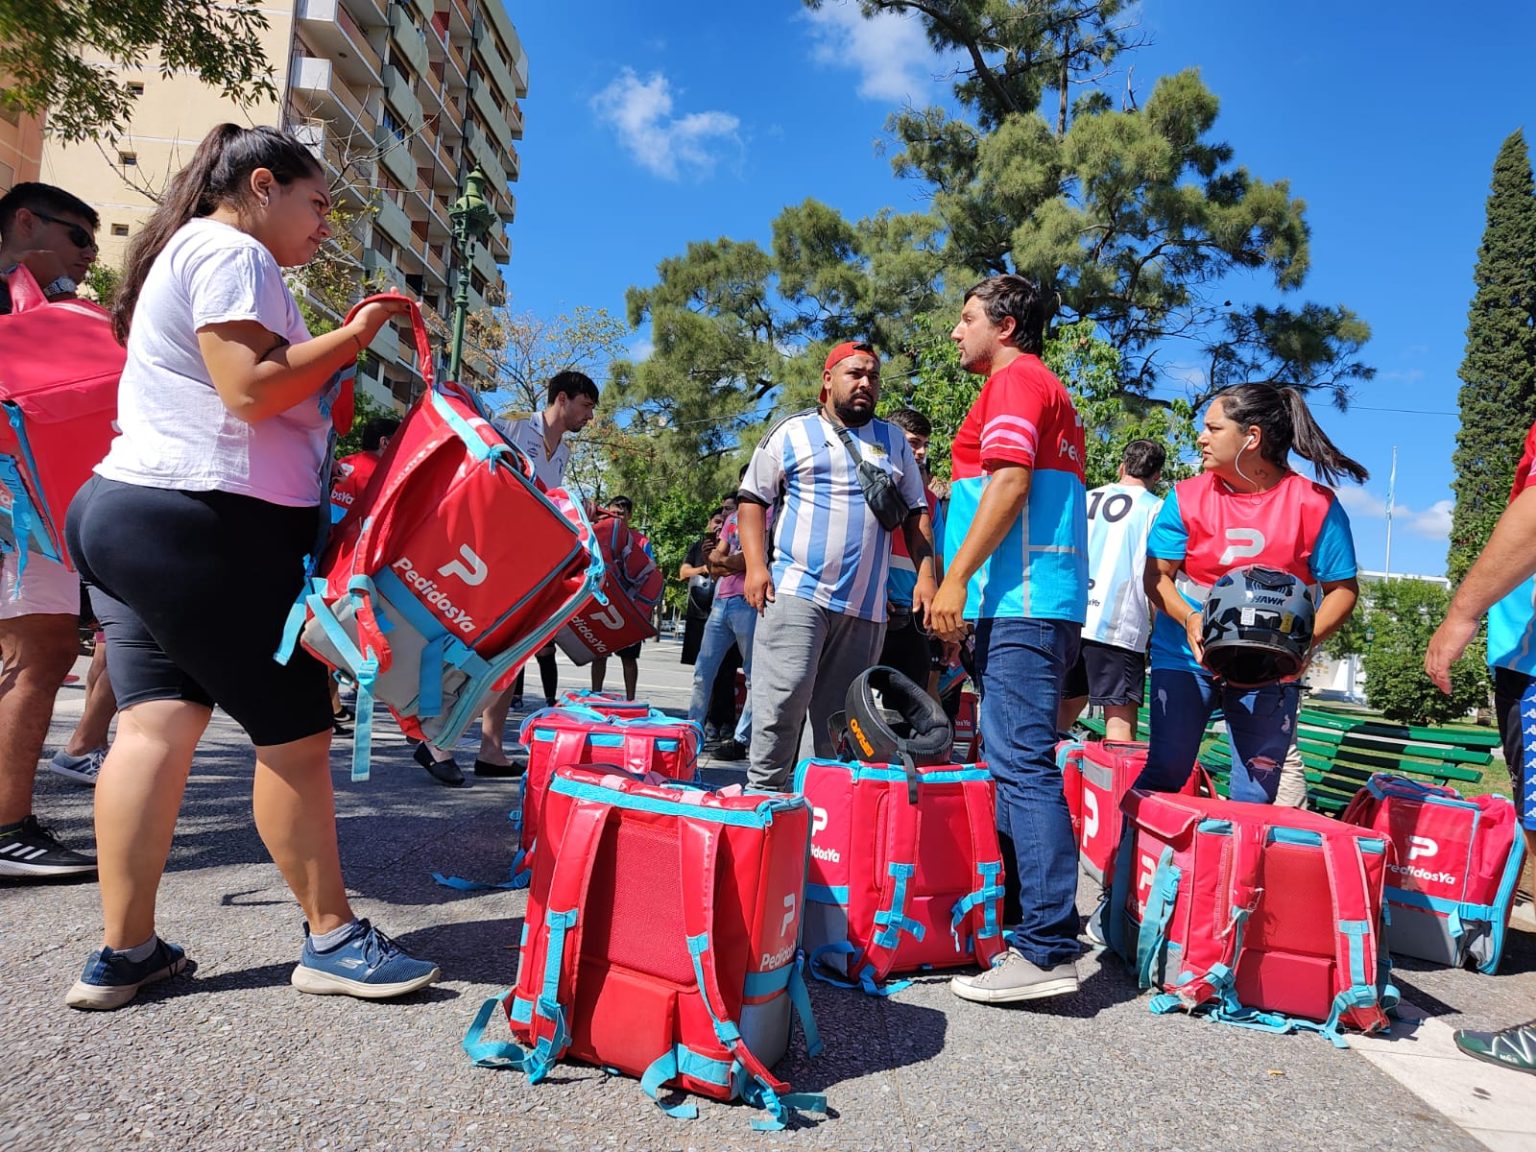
[1137,669,1300,803]
[974,617,1081,968]
[687,595,755,745]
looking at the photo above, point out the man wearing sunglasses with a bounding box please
[0,182,105,880]
[0,183,100,313]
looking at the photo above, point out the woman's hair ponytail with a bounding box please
[1216,383,1369,487]
[113,124,322,344]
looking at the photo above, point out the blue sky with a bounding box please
[498,0,1536,579]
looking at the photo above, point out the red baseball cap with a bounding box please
[824,340,878,373]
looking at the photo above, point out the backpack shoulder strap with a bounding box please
[950,775,1007,966]
[857,771,925,987]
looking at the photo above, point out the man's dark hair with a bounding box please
[608,495,634,514]
[886,408,932,438]
[1121,439,1166,481]
[963,274,1048,355]
[361,415,401,453]
[0,182,100,241]
[720,492,739,507]
[547,370,599,405]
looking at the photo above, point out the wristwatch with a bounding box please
[42,275,76,297]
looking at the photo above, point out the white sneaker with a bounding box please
[949,949,1079,1004]
[49,748,105,785]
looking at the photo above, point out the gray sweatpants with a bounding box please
[747,592,885,790]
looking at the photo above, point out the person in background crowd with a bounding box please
[49,615,118,785]
[879,408,940,690]
[63,123,436,1009]
[0,181,104,878]
[329,414,399,522]
[415,371,600,784]
[930,275,1088,1006]
[687,494,759,762]
[678,510,723,668]
[1135,384,1366,805]
[739,341,933,789]
[1058,439,1164,742]
[589,495,650,700]
[1425,416,1536,1076]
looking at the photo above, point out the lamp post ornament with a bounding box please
[447,166,497,382]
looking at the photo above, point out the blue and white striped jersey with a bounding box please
[740,410,925,623]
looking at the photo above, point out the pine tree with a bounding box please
[1448,130,1536,583]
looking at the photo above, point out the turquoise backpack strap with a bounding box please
[858,774,924,987]
[679,819,825,1131]
[1134,846,1181,990]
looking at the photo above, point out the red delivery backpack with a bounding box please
[0,266,122,569]
[506,702,704,886]
[558,688,656,718]
[793,756,1007,995]
[463,763,824,1131]
[1341,774,1526,974]
[1105,789,1396,1046]
[554,514,660,665]
[1057,739,1213,886]
[288,298,604,780]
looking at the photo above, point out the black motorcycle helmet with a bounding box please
[1201,564,1316,688]
[828,666,953,801]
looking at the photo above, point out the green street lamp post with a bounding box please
[447,166,498,382]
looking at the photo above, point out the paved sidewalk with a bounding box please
[4,639,1533,1152]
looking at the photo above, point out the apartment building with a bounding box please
[0,88,45,189]
[34,0,526,406]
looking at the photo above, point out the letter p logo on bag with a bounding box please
[439,544,488,586]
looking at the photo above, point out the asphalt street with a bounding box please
[4,637,1533,1152]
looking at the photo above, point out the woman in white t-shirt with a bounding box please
[62,124,436,1010]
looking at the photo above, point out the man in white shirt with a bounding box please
[412,370,598,785]
[1058,439,1164,742]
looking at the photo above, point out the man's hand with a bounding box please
[911,571,938,627]
[1425,612,1479,695]
[928,575,969,641]
[745,563,775,613]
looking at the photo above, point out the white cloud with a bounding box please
[591,68,740,181]
[629,335,655,362]
[801,1,941,103]
[1335,487,1452,542]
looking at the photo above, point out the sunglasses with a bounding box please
[31,211,96,250]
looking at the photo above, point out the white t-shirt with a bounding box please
[1082,482,1163,651]
[95,218,332,507]
[495,412,568,489]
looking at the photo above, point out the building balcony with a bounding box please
[468,73,516,157]
[290,56,373,135]
[345,0,387,30]
[438,93,464,139]
[505,99,523,141]
[438,0,473,40]
[373,193,415,253]
[296,0,383,86]
[471,29,523,110]
[373,135,415,193]
[381,64,422,129]
[388,9,431,82]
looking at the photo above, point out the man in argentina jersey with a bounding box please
[1059,440,1164,741]
[737,342,934,790]
[929,275,1088,1007]
[1425,419,1536,1076]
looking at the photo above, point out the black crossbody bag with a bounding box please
[831,423,911,532]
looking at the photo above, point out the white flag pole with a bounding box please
[1384,446,1397,579]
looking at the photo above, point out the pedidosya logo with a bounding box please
[393,556,477,634]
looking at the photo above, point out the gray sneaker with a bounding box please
[50,747,106,785]
[949,949,1079,1004]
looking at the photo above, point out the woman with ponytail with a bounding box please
[62,124,433,1009]
[1134,383,1368,803]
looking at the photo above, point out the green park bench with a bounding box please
[1196,706,1497,814]
[1076,700,1495,814]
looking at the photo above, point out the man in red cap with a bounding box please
[736,341,936,789]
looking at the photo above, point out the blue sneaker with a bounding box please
[291,919,439,999]
[66,937,190,1010]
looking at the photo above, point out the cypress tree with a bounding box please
[1448,130,1536,582]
